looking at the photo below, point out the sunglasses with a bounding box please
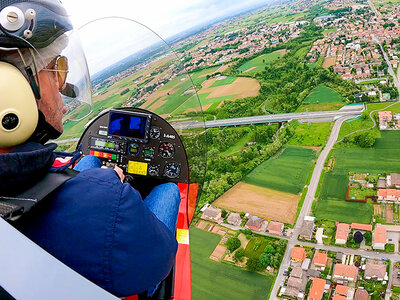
[42,55,69,90]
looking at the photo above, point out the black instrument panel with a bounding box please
[77,108,189,183]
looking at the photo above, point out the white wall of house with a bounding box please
[335,238,346,245]
[373,242,385,250]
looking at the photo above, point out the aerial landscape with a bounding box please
[58,0,400,299]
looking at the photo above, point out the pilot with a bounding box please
[0,0,180,297]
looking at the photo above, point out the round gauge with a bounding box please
[148,164,160,177]
[150,127,161,139]
[164,162,181,179]
[129,143,140,156]
[158,142,175,159]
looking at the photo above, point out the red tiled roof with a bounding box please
[335,223,350,241]
[335,285,348,296]
[374,227,387,244]
[332,296,346,300]
[333,264,357,280]
[308,278,325,300]
[313,252,327,267]
[354,289,369,300]
[351,223,372,231]
[378,189,400,198]
[268,221,284,234]
[291,247,306,261]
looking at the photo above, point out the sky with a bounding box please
[61,0,273,74]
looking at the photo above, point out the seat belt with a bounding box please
[0,169,77,220]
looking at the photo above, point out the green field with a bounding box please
[237,51,283,74]
[244,146,317,194]
[173,92,237,114]
[210,76,237,87]
[315,131,400,224]
[303,84,344,104]
[191,227,273,300]
[220,133,251,156]
[288,122,332,147]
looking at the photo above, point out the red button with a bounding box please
[90,150,94,155]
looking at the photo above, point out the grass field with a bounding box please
[303,84,344,104]
[296,102,344,112]
[237,51,283,74]
[210,76,237,87]
[288,122,333,147]
[315,131,400,223]
[244,146,317,194]
[190,227,273,300]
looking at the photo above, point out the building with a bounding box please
[267,221,284,235]
[308,278,326,300]
[226,212,241,226]
[335,223,350,245]
[299,219,315,240]
[335,285,348,297]
[354,288,369,300]
[291,266,303,278]
[245,216,265,231]
[351,223,372,232]
[284,276,304,298]
[377,189,400,202]
[332,264,358,282]
[291,247,306,262]
[364,262,387,281]
[313,252,328,270]
[391,173,400,188]
[332,296,346,300]
[201,206,222,222]
[373,227,387,250]
[378,111,392,129]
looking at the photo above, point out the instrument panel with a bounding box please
[77,108,189,183]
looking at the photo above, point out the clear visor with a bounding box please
[0,30,92,133]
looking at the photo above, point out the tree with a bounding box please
[221,209,227,218]
[364,231,372,245]
[277,239,287,254]
[264,244,276,254]
[354,131,376,148]
[353,231,363,243]
[234,248,245,262]
[259,253,272,268]
[226,237,241,252]
[246,257,263,272]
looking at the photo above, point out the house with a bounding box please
[308,278,325,300]
[201,206,222,222]
[391,173,400,188]
[351,223,372,232]
[373,227,387,250]
[378,111,392,129]
[354,288,369,300]
[291,247,306,262]
[299,220,315,240]
[335,285,348,297]
[377,188,400,202]
[284,276,303,298]
[335,223,350,245]
[377,178,386,188]
[245,216,265,231]
[267,221,284,235]
[364,262,387,280]
[332,296,346,300]
[302,258,311,270]
[332,264,358,282]
[226,212,241,226]
[291,266,303,278]
[313,252,327,270]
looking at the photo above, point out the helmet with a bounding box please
[0,0,92,147]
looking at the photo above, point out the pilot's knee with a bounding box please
[74,155,102,172]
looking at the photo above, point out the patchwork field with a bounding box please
[214,182,300,223]
[244,146,317,195]
[237,50,286,74]
[315,131,400,224]
[191,227,273,300]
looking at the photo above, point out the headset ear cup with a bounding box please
[0,61,38,147]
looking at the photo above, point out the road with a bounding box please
[269,115,354,299]
[172,105,364,129]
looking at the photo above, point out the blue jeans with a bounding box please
[74,155,181,234]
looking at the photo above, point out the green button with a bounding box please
[112,154,117,160]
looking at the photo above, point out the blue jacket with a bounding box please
[1,143,178,297]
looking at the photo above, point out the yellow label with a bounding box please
[127,161,148,176]
[176,229,189,245]
[94,151,99,157]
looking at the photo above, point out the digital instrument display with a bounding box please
[108,111,150,142]
[128,161,148,176]
[95,140,115,149]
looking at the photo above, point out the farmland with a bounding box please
[288,122,333,147]
[237,50,286,74]
[214,182,301,223]
[190,227,273,300]
[244,146,317,195]
[295,84,345,112]
[315,131,400,224]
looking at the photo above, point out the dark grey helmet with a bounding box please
[0,0,73,49]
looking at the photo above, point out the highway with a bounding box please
[172,105,364,130]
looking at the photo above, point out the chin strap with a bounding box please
[28,110,62,144]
